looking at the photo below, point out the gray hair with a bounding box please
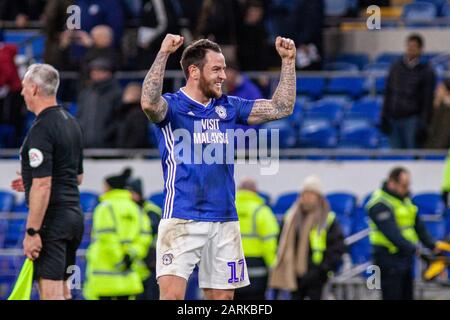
[24,64,60,97]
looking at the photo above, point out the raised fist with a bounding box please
[160,34,184,55]
[275,36,296,61]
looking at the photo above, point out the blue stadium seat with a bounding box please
[12,200,27,213]
[0,191,15,213]
[149,191,165,210]
[299,122,338,148]
[418,0,446,15]
[296,77,326,99]
[260,119,297,148]
[327,192,357,217]
[323,62,359,72]
[375,76,386,94]
[0,275,16,300]
[332,53,369,70]
[363,62,391,72]
[5,219,26,248]
[375,53,402,64]
[79,192,99,213]
[0,125,16,148]
[424,220,446,240]
[258,191,272,206]
[412,193,445,216]
[272,192,299,215]
[338,125,380,149]
[320,95,352,107]
[442,2,450,18]
[304,100,344,125]
[335,215,352,237]
[345,99,382,125]
[403,2,437,26]
[326,76,366,98]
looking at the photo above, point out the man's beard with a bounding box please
[199,74,220,99]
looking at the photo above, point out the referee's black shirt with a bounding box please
[20,105,84,208]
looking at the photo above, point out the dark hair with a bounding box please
[388,167,409,183]
[180,39,222,79]
[407,33,424,48]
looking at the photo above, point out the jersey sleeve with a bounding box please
[155,93,176,128]
[228,96,255,125]
[27,124,54,178]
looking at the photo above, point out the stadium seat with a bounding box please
[296,77,326,99]
[260,119,297,148]
[442,2,450,18]
[424,220,446,240]
[332,53,369,70]
[338,125,380,149]
[0,125,16,148]
[326,76,366,98]
[335,215,352,237]
[326,192,357,217]
[403,2,437,26]
[272,192,299,215]
[375,76,386,94]
[304,100,344,125]
[0,191,15,213]
[79,192,100,213]
[149,191,165,210]
[345,99,382,125]
[4,31,44,56]
[323,62,359,72]
[363,62,391,72]
[418,0,446,15]
[375,53,402,64]
[299,122,338,148]
[0,275,16,300]
[412,193,446,216]
[4,219,25,248]
[12,200,27,213]
[258,191,272,206]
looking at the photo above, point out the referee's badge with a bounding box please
[215,105,227,119]
[28,148,44,168]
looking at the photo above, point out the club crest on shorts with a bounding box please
[215,105,227,119]
[162,253,174,265]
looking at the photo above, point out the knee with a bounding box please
[159,291,185,300]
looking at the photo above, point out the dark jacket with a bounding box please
[368,184,436,267]
[382,57,436,123]
[76,78,122,148]
[116,103,149,148]
[295,218,346,286]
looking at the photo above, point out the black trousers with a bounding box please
[379,265,413,300]
[291,282,325,300]
[234,258,268,300]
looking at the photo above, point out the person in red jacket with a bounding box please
[0,42,24,146]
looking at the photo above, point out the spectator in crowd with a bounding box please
[365,167,448,300]
[127,177,162,300]
[425,78,450,149]
[381,34,436,149]
[76,58,122,148]
[41,0,74,69]
[136,0,183,70]
[195,0,240,61]
[236,0,269,71]
[76,0,124,48]
[84,168,152,300]
[0,0,45,27]
[121,0,143,20]
[224,62,264,100]
[285,0,324,70]
[269,175,346,300]
[234,178,279,300]
[116,83,149,148]
[0,41,24,146]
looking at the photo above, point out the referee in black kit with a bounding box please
[10,64,84,300]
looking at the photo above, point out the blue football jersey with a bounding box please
[155,89,255,222]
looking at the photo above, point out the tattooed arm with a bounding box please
[247,37,297,125]
[141,34,184,123]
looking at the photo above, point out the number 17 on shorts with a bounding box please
[227,259,245,284]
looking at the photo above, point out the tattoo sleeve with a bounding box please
[247,59,296,125]
[141,51,170,123]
